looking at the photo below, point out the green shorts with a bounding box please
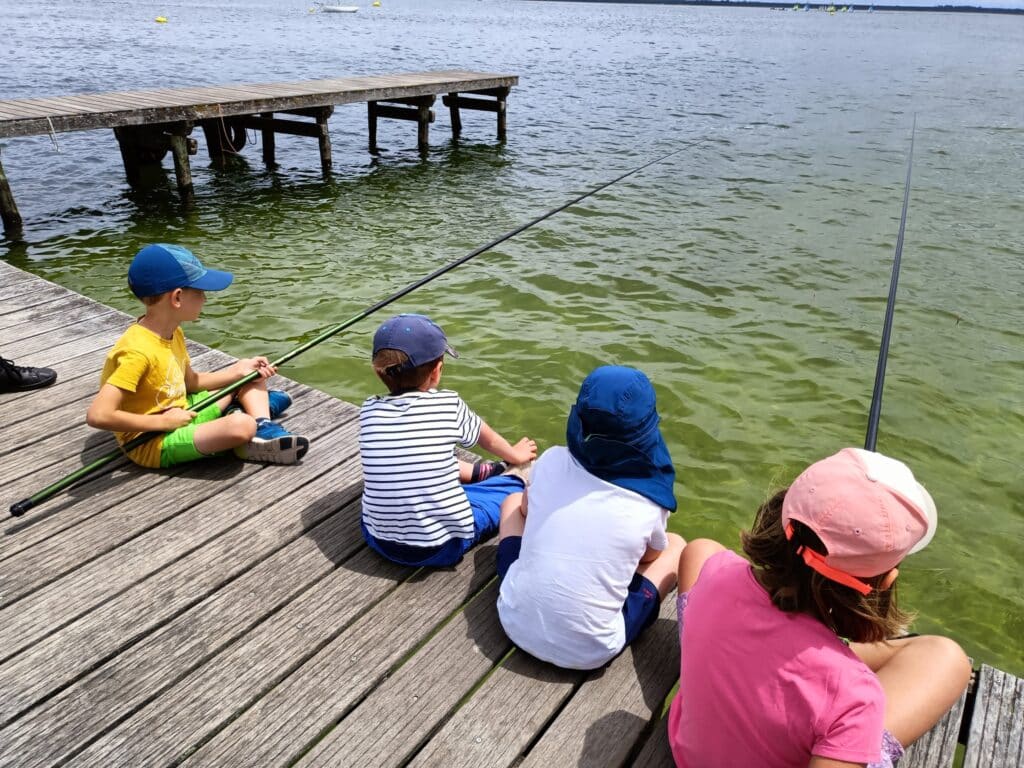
[159,391,224,468]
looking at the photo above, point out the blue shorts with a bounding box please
[497,535,661,644]
[363,474,524,568]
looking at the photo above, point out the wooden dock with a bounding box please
[1,259,1022,767]
[0,70,517,234]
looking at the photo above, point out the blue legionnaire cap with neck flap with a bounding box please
[372,314,460,375]
[566,365,677,512]
[128,243,234,299]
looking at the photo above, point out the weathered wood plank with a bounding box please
[0,72,518,139]
[902,682,969,768]
[408,650,584,768]
[0,499,375,768]
[519,597,679,768]
[298,580,511,768]
[0,416,364,733]
[963,665,1024,768]
[630,714,674,767]
[0,296,119,339]
[178,546,498,768]
[0,395,355,664]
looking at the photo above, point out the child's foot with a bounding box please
[501,460,535,485]
[235,418,309,464]
[469,460,508,483]
[226,389,292,419]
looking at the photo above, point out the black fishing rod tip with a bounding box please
[9,499,33,517]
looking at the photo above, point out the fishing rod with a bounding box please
[10,136,709,517]
[864,115,916,452]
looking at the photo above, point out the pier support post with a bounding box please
[0,153,23,236]
[368,101,379,155]
[447,92,462,141]
[261,112,276,167]
[495,86,509,142]
[168,126,195,204]
[314,106,333,176]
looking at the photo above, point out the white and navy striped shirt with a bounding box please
[359,388,482,546]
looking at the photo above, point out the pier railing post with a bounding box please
[0,152,23,236]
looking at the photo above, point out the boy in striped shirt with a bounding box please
[359,313,537,567]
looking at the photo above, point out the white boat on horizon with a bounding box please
[320,5,358,12]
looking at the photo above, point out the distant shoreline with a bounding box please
[530,0,1024,14]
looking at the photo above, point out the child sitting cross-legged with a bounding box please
[87,243,308,469]
[495,365,686,670]
[359,313,537,568]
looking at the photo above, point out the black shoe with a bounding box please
[0,357,58,392]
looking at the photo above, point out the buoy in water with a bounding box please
[155,16,168,23]
[372,1,381,6]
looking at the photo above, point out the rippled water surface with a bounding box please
[2,0,1022,674]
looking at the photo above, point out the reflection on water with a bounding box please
[1,0,1022,674]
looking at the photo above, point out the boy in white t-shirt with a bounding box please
[495,365,685,670]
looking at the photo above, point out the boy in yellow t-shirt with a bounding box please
[87,243,309,468]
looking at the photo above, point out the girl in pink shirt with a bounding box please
[668,448,971,768]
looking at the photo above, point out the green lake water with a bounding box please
[2,0,1021,675]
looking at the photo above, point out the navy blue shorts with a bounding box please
[363,475,524,568]
[496,535,661,643]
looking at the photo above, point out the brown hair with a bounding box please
[741,488,913,643]
[372,349,441,394]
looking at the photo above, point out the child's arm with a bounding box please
[808,759,864,768]
[87,383,195,433]
[186,356,275,393]
[476,422,537,465]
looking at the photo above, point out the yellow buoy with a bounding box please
[372,1,381,6]
[155,16,168,23]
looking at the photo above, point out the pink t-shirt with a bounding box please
[668,550,885,767]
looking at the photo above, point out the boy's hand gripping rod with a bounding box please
[10,137,708,517]
[864,115,916,453]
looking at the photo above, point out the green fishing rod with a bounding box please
[865,116,916,452]
[10,137,708,517]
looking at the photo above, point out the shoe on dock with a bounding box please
[235,419,309,464]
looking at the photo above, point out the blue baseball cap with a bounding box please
[566,366,677,511]
[372,314,459,372]
[128,243,234,299]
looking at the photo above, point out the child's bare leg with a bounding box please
[193,412,257,454]
[234,379,270,420]
[636,533,686,599]
[498,492,526,540]
[849,635,971,747]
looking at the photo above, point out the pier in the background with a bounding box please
[0,70,517,235]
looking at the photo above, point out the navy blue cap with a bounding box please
[372,314,459,372]
[128,243,234,299]
[566,366,677,511]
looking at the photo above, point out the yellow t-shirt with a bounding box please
[100,323,191,468]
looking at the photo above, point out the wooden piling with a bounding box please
[447,92,462,140]
[314,106,333,175]
[0,153,23,235]
[168,127,194,203]
[367,101,379,154]
[261,112,276,167]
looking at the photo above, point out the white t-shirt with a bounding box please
[496,446,670,669]
[359,388,482,546]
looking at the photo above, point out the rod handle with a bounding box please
[10,498,34,517]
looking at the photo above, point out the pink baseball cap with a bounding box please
[781,447,938,594]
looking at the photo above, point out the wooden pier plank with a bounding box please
[963,665,1024,768]
[296,580,511,768]
[518,597,679,768]
[179,547,498,768]
[0,71,517,139]
[0,425,361,733]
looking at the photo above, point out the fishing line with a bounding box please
[10,136,710,517]
[864,115,916,452]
